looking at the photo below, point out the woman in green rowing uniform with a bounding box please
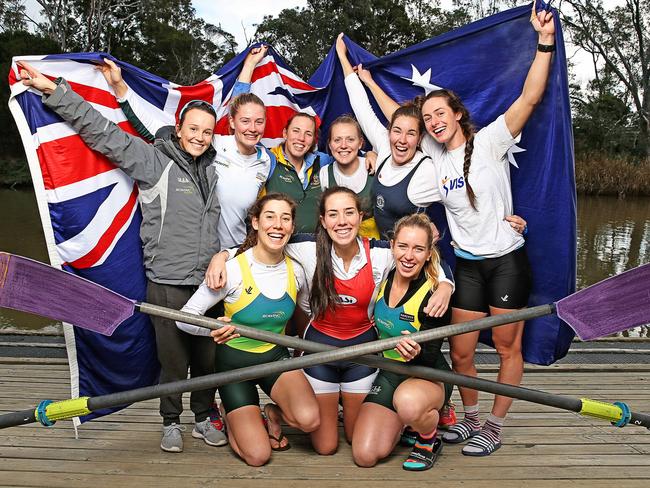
[176,193,319,466]
[352,213,452,471]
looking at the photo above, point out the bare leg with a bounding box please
[352,403,402,467]
[341,391,367,443]
[449,308,487,408]
[223,405,270,467]
[309,393,340,455]
[393,378,445,434]
[488,306,525,418]
[269,370,321,432]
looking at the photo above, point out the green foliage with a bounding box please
[0,30,61,162]
[34,0,237,84]
[0,0,28,32]
[572,69,638,155]
[561,0,650,159]
[254,0,472,79]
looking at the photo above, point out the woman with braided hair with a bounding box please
[341,3,555,456]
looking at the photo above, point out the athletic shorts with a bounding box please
[302,325,379,394]
[215,344,290,413]
[452,246,532,313]
[364,355,453,411]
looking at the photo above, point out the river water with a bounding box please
[1,189,649,333]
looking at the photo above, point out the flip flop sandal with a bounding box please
[263,404,291,451]
[268,433,291,452]
[402,437,443,471]
[461,433,501,457]
[441,422,480,444]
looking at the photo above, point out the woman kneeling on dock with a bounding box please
[177,194,320,466]
[352,214,452,471]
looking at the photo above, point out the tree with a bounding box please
[0,31,61,160]
[31,0,237,84]
[0,0,28,32]
[572,70,636,154]
[561,0,650,159]
[254,0,471,79]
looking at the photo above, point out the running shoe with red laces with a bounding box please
[208,402,226,434]
[438,401,457,430]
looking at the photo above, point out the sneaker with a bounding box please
[438,401,457,430]
[193,417,228,447]
[208,402,226,434]
[161,423,185,453]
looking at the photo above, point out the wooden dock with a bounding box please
[1,360,650,487]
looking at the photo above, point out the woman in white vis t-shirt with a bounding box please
[351,4,555,456]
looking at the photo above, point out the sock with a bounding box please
[418,427,437,441]
[462,404,481,430]
[481,414,505,443]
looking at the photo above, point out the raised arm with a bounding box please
[335,35,390,155]
[19,62,165,184]
[504,3,555,138]
[356,65,399,121]
[98,59,172,140]
[237,45,269,84]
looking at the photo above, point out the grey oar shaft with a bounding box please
[136,302,555,360]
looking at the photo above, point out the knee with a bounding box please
[393,396,425,426]
[352,447,379,468]
[495,342,522,361]
[314,441,338,456]
[293,406,321,433]
[240,445,271,467]
[450,349,475,370]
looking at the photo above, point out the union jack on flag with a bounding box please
[8,3,577,426]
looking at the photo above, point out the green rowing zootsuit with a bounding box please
[217,253,297,412]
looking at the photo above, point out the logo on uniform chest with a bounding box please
[399,312,415,323]
[442,176,465,197]
[337,294,357,305]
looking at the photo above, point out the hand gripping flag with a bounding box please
[7,3,575,426]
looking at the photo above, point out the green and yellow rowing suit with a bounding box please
[217,252,298,412]
[365,269,453,410]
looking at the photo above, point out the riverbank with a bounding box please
[3,154,650,195]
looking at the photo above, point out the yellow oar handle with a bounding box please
[34,397,91,426]
[580,398,627,425]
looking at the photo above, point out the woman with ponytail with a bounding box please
[341,3,555,456]
[176,193,320,467]
[352,213,452,471]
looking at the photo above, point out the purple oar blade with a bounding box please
[0,253,135,336]
[556,263,650,340]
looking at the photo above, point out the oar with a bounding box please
[1,252,649,343]
[1,252,649,430]
[1,324,649,430]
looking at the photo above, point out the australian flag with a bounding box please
[7,3,574,424]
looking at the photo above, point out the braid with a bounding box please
[418,89,477,211]
[463,132,477,211]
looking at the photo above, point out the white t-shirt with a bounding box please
[344,74,442,207]
[422,115,524,258]
[177,248,308,336]
[319,158,369,194]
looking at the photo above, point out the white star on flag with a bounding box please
[401,65,442,94]
[507,144,526,168]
